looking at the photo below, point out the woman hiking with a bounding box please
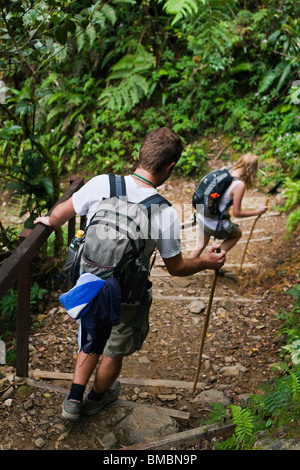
[189,153,268,259]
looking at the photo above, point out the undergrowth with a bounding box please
[206,271,300,450]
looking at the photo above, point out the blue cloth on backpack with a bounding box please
[78,276,121,354]
[59,272,106,319]
[59,272,121,355]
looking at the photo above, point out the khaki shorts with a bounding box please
[204,219,239,240]
[103,284,152,359]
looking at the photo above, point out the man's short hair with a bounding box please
[138,127,183,174]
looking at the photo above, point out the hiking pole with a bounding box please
[236,198,269,281]
[192,248,220,394]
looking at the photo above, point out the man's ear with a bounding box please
[166,161,176,172]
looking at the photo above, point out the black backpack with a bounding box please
[192,168,234,220]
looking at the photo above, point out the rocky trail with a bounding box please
[0,176,299,452]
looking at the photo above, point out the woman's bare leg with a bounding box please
[189,232,210,258]
[220,227,242,252]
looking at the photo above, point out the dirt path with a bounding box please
[0,176,296,451]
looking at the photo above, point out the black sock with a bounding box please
[88,388,105,402]
[68,383,86,402]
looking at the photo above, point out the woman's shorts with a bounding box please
[103,284,152,359]
[204,219,239,240]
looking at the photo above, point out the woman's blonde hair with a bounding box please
[233,153,258,189]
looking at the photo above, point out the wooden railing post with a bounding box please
[16,263,30,377]
[15,229,32,377]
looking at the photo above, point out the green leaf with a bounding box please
[41,176,54,196]
[0,125,22,139]
[291,85,300,105]
[258,70,278,93]
[16,98,34,116]
[276,63,291,92]
[64,18,76,34]
[22,149,35,165]
[27,156,43,177]
[101,4,117,25]
[230,62,253,74]
[86,25,97,46]
[252,9,267,24]
[55,25,68,45]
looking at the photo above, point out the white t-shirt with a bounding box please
[197,179,241,230]
[72,174,181,259]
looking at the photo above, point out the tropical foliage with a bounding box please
[0,2,300,448]
[0,0,299,230]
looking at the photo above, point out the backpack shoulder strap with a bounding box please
[88,175,126,227]
[109,176,171,215]
[140,194,172,216]
[109,174,126,198]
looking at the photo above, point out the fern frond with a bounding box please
[99,46,155,112]
[121,78,139,106]
[98,75,149,112]
[46,104,65,122]
[157,0,204,25]
[286,208,300,235]
[130,74,149,95]
[109,49,155,77]
[112,86,124,111]
[217,436,236,450]
[258,70,278,93]
[230,405,255,443]
[258,61,292,94]
[288,370,300,398]
[262,389,291,415]
[218,405,255,450]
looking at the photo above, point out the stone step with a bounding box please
[181,236,272,250]
[180,211,281,229]
[153,294,260,303]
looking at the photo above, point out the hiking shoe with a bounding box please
[218,268,227,276]
[82,381,120,416]
[61,395,81,421]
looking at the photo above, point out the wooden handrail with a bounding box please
[0,176,85,377]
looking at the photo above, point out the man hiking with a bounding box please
[34,127,226,420]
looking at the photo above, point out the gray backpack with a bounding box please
[68,174,171,304]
